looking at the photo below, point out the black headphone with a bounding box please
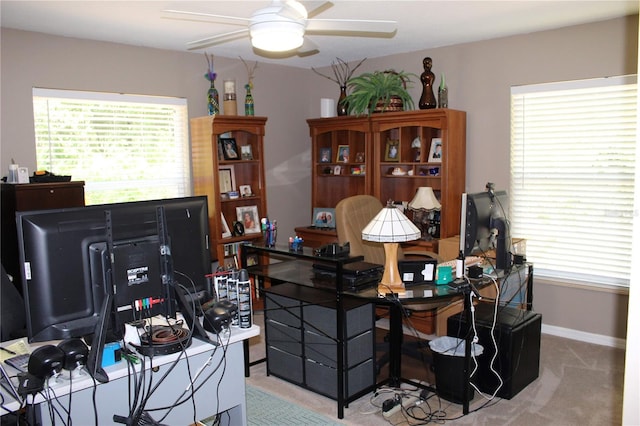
[203,300,238,334]
[57,338,89,371]
[18,345,65,396]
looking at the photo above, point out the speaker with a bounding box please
[447,302,542,399]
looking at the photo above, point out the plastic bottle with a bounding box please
[7,164,19,183]
[456,250,465,279]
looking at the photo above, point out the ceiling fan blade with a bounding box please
[296,37,319,56]
[162,9,250,25]
[186,29,250,51]
[306,18,396,34]
[303,1,333,19]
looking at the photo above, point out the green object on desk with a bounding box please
[436,265,453,285]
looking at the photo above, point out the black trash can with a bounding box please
[429,336,483,404]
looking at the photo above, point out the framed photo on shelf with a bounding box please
[240,145,253,160]
[220,137,240,160]
[239,184,253,197]
[236,205,261,234]
[333,165,342,175]
[428,138,443,163]
[221,213,232,238]
[312,207,336,228]
[218,165,236,193]
[355,152,365,163]
[245,253,259,267]
[319,147,332,163]
[336,145,349,162]
[385,140,400,162]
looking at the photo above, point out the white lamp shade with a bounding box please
[249,4,306,52]
[408,187,441,211]
[362,205,421,243]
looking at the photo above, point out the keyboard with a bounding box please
[4,353,30,372]
[438,256,483,274]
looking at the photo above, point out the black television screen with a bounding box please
[461,189,512,271]
[16,196,211,342]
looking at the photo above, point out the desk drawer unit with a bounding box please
[264,283,375,401]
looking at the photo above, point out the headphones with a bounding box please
[18,338,89,396]
[203,300,238,334]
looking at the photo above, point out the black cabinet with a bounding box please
[265,283,375,400]
[447,302,542,399]
[1,182,85,292]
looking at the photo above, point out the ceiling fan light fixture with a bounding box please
[250,21,305,52]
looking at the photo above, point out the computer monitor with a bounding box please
[16,197,211,342]
[460,187,512,271]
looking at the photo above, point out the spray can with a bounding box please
[237,269,252,328]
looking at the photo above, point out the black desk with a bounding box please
[346,278,492,414]
[241,243,533,417]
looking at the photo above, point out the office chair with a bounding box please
[1,263,27,341]
[335,195,441,372]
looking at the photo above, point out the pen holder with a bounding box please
[263,224,277,247]
[289,236,303,251]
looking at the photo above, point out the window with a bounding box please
[510,75,637,288]
[33,88,190,205]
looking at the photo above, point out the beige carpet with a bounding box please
[245,312,625,425]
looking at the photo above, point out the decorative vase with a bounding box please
[337,85,348,116]
[244,84,255,116]
[206,77,219,115]
[438,73,448,109]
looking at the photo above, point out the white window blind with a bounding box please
[510,75,637,287]
[33,88,190,205]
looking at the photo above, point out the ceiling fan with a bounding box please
[163,1,396,55]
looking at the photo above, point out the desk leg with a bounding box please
[526,263,534,311]
[462,292,471,415]
[387,302,403,387]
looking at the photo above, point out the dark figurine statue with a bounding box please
[419,57,437,109]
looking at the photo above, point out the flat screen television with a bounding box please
[460,188,512,271]
[16,196,211,342]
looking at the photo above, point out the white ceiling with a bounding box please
[1,1,637,69]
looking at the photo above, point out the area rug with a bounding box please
[246,385,344,426]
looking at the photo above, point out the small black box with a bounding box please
[447,302,542,399]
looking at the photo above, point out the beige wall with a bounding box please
[1,15,637,341]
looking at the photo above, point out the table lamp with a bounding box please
[362,201,421,294]
[408,187,441,240]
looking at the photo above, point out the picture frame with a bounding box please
[17,167,29,183]
[336,145,349,162]
[313,207,336,228]
[221,213,232,238]
[236,205,261,234]
[220,137,240,160]
[333,165,342,175]
[239,184,253,197]
[240,144,253,160]
[319,147,332,163]
[218,165,236,193]
[428,138,443,163]
[385,140,400,162]
[355,152,365,163]
[245,253,259,267]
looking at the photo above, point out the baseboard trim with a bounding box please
[541,324,626,349]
